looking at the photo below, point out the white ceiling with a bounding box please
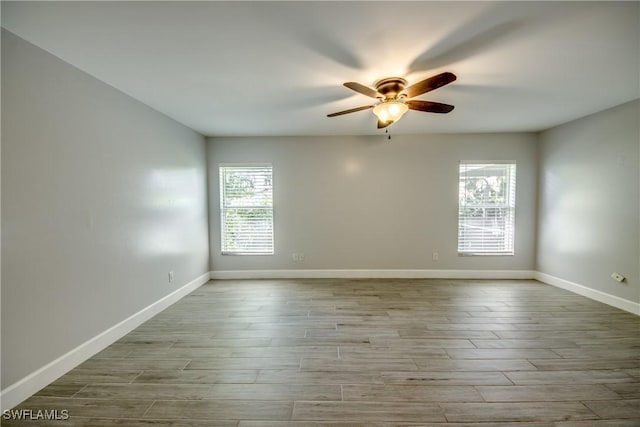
[2,1,639,136]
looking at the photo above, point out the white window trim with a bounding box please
[219,164,274,256]
[457,162,516,256]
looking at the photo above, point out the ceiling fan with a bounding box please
[327,72,456,128]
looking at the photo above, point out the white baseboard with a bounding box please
[210,269,536,280]
[0,272,210,411]
[535,272,640,316]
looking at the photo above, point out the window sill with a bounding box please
[458,252,514,256]
[221,252,274,256]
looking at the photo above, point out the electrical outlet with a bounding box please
[292,253,299,262]
[168,271,174,283]
[432,252,439,262]
[611,272,625,283]
[299,252,305,261]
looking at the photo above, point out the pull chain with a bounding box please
[386,128,391,140]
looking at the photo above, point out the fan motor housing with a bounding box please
[375,77,407,99]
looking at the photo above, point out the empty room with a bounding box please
[1,1,639,425]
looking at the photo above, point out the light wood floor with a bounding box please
[5,279,640,426]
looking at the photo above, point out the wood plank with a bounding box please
[477,384,620,401]
[240,423,552,427]
[529,359,640,371]
[231,346,338,358]
[445,348,561,359]
[144,400,293,420]
[50,369,143,385]
[338,345,448,359]
[368,337,476,348]
[292,401,445,422]
[301,357,418,372]
[78,359,190,370]
[256,370,381,385]
[414,358,537,371]
[397,329,499,339]
[4,419,237,427]
[506,370,635,385]
[207,384,341,401]
[604,383,640,399]
[172,338,272,348]
[552,347,640,359]
[471,339,579,348]
[34,384,87,397]
[342,384,483,402]
[442,402,597,422]
[12,396,153,418]
[186,357,301,370]
[555,420,640,427]
[583,399,640,419]
[377,371,513,385]
[74,383,212,400]
[133,369,258,384]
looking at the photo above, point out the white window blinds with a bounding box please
[220,165,273,255]
[458,163,516,255]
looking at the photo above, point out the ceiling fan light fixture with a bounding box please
[327,72,456,127]
[373,101,409,124]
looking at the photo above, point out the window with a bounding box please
[458,163,516,255]
[219,165,273,255]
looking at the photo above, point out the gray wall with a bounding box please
[208,134,538,272]
[1,30,210,388]
[537,100,640,304]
